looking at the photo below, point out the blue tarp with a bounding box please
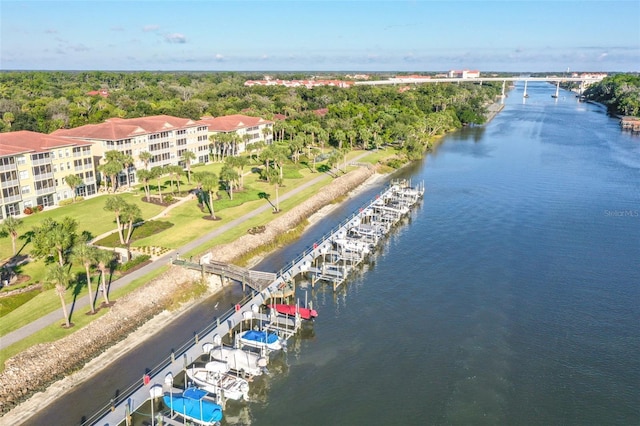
[163,388,223,424]
[242,330,278,344]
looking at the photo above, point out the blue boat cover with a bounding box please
[163,388,223,423]
[242,330,278,344]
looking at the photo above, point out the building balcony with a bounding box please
[0,164,17,173]
[31,158,52,166]
[33,172,54,181]
[1,194,22,203]
[36,187,55,196]
[1,179,19,188]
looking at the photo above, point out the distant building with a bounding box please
[0,131,96,217]
[198,114,274,155]
[86,89,109,98]
[571,72,607,87]
[448,70,480,79]
[53,115,210,186]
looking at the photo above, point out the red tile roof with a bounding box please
[0,130,91,157]
[52,115,199,140]
[198,114,273,132]
[87,89,109,98]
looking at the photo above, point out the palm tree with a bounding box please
[150,166,165,203]
[71,242,98,314]
[101,150,125,192]
[64,174,83,202]
[170,165,184,194]
[121,202,142,258]
[219,164,239,200]
[121,154,134,187]
[31,217,78,266]
[136,169,152,200]
[99,160,123,193]
[1,216,23,256]
[138,151,152,170]
[96,250,114,306]
[181,150,196,183]
[196,172,218,219]
[104,196,126,245]
[266,168,282,212]
[45,263,74,328]
[225,155,249,189]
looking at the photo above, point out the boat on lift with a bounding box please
[238,329,285,352]
[162,387,223,425]
[268,303,318,320]
[186,361,250,401]
[205,341,268,378]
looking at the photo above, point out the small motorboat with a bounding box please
[207,344,268,378]
[162,387,223,425]
[238,329,284,352]
[268,303,318,320]
[186,361,250,401]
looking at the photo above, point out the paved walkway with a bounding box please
[0,158,369,351]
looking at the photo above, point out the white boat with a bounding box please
[237,329,284,352]
[333,237,370,255]
[186,361,250,401]
[207,344,268,378]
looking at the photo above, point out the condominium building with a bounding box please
[52,115,210,187]
[0,131,96,218]
[198,114,274,155]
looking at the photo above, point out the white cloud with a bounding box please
[143,25,160,32]
[165,33,187,44]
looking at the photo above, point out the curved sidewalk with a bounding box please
[0,161,366,351]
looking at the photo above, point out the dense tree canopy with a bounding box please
[584,74,640,117]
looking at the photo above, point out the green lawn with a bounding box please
[0,265,168,369]
[0,149,392,370]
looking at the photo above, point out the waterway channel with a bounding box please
[32,81,640,425]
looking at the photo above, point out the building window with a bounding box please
[21,185,30,194]
[19,170,28,179]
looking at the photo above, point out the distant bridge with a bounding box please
[354,76,601,86]
[355,76,601,97]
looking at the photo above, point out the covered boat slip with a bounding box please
[90,180,423,425]
[163,387,223,425]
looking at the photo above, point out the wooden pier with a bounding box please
[88,179,424,426]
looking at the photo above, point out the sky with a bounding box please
[1,0,639,72]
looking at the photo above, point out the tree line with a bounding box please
[584,74,640,117]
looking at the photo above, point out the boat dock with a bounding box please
[88,179,424,425]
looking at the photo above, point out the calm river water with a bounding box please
[248,83,640,426]
[31,82,639,426]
